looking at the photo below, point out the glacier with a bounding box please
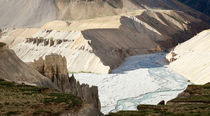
[74,53,189,114]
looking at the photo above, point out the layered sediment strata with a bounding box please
[11,30,107,73]
[1,10,209,74]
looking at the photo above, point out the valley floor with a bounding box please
[74,53,190,114]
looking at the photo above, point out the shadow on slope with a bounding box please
[81,16,161,72]
[81,13,209,72]
[111,53,169,74]
[137,10,210,48]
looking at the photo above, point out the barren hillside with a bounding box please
[167,29,210,84]
[1,9,208,73]
[0,43,55,88]
[0,0,209,74]
[0,0,209,27]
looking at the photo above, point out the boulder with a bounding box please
[157,100,165,105]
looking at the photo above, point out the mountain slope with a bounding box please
[0,44,102,115]
[1,9,207,73]
[166,29,210,84]
[0,44,55,88]
[0,79,83,116]
[0,0,209,27]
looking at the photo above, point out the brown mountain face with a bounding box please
[0,0,209,27]
[0,46,56,88]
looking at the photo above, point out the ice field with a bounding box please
[74,53,189,114]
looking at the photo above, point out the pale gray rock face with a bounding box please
[30,54,101,111]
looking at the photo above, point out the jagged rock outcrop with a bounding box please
[29,54,69,91]
[0,47,102,115]
[30,54,101,110]
[68,75,101,111]
[166,29,210,84]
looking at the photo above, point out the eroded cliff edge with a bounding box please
[29,54,101,111]
[1,10,209,74]
[0,45,102,115]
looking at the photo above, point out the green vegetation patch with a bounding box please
[43,93,82,106]
[0,42,6,48]
[107,104,210,116]
[107,83,210,116]
[0,79,82,116]
[171,83,210,103]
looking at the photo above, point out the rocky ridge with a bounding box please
[30,54,101,110]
